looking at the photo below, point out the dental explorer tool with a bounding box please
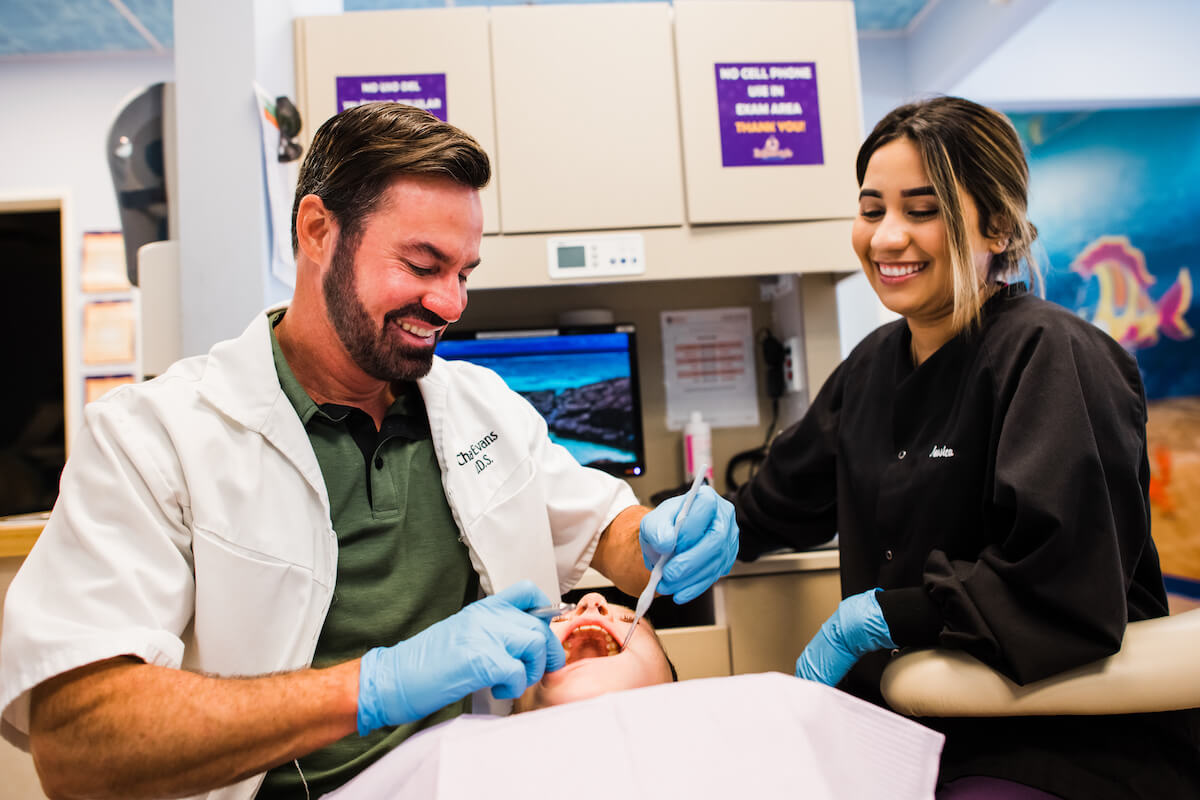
[621,466,708,652]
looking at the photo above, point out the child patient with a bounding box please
[513,591,677,712]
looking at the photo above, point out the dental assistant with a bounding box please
[735,97,1200,799]
[0,103,737,800]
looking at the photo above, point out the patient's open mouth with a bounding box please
[562,624,622,665]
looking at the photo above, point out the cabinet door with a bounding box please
[674,1,863,224]
[490,4,685,234]
[294,9,499,234]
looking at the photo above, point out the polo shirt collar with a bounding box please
[267,309,428,437]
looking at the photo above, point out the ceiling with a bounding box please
[0,0,934,58]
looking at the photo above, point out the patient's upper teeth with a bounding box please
[569,624,621,654]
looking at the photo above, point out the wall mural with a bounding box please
[1009,106,1200,604]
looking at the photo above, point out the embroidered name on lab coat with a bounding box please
[928,445,955,458]
[457,430,500,474]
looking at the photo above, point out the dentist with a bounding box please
[0,103,737,800]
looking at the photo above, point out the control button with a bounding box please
[898,450,907,459]
[374,456,384,470]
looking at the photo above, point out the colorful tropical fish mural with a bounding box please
[1070,236,1193,350]
[1008,105,1200,601]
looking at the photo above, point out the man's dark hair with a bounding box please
[290,102,491,253]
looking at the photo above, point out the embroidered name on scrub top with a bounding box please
[259,310,478,798]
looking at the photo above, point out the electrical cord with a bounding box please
[724,329,784,494]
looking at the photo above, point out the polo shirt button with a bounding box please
[374,456,384,469]
[897,450,906,459]
[885,549,894,561]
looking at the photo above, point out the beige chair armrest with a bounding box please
[880,609,1200,717]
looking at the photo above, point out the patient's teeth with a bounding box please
[562,624,623,657]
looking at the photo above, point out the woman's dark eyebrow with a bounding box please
[859,186,938,200]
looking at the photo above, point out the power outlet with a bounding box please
[782,336,804,394]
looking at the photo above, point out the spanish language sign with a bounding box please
[335,73,448,120]
[714,62,823,168]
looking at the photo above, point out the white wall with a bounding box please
[857,0,1200,122]
[950,0,1200,110]
[856,34,910,132]
[904,0,1054,99]
[172,0,341,357]
[0,53,174,245]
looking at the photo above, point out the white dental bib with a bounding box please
[326,672,945,799]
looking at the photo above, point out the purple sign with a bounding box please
[335,73,448,121]
[714,62,823,168]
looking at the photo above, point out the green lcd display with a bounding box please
[557,245,587,268]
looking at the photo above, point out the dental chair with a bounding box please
[881,608,1200,716]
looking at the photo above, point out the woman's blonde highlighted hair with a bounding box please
[857,97,1041,333]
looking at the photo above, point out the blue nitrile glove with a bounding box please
[795,588,895,686]
[639,486,739,605]
[356,580,566,736]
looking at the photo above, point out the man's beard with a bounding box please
[322,232,447,382]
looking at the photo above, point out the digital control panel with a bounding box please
[546,233,646,280]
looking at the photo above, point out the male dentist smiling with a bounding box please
[0,103,738,800]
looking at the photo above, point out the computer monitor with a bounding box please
[1,207,66,518]
[437,324,645,477]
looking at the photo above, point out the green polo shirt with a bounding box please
[258,310,477,798]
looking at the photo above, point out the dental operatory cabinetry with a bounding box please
[293,0,862,247]
[293,1,860,677]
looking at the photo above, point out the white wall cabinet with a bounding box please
[294,9,501,234]
[489,3,685,234]
[293,2,864,287]
[674,1,864,224]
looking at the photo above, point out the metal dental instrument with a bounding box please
[527,602,577,622]
[621,466,709,652]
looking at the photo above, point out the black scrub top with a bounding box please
[736,284,1200,799]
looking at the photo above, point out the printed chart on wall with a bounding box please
[335,74,448,119]
[714,62,823,168]
[80,232,137,407]
[80,232,131,293]
[1009,105,1200,606]
[660,307,759,430]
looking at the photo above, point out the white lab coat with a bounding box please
[0,309,637,800]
